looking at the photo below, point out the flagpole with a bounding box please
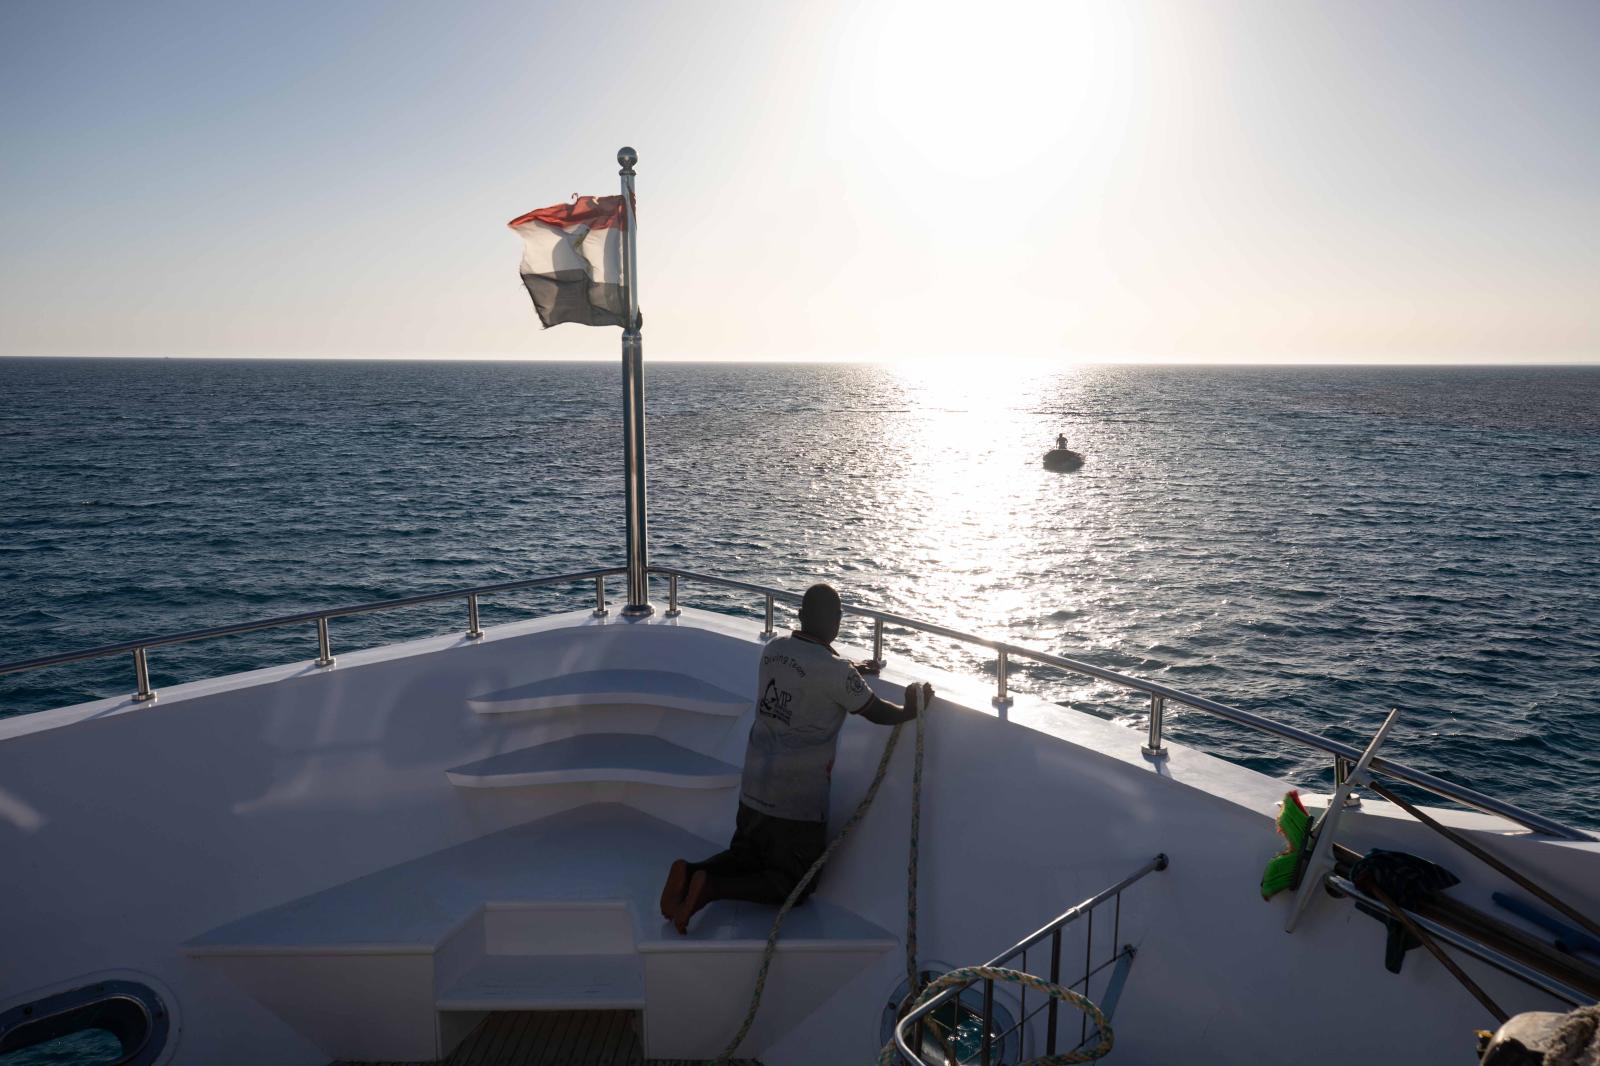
[618,146,652,616]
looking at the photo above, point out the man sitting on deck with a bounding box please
[660,582,933,934]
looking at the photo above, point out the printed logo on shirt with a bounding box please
[758,678,793,724]
[845,671,865,697]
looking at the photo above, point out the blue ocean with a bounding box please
[2,358,1598,828]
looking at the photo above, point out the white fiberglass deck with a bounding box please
[185,804,893,956]
[434,955,646,1012]
[5,604,1599,1066]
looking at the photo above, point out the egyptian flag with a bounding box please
[508,196,628,328]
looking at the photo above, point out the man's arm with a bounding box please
[854,681,933,726]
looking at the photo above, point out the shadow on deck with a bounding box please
[332,1009,763,1066]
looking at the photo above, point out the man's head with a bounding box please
[798,583,843,644]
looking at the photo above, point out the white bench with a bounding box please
[186,804,894,1061]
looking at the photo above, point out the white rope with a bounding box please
[716,706,923,1061]
[715,685,1113,1065]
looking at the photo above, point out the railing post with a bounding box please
[980,976,994,1066]
[1142,694,1167,758]
[992,648,1013,716]
[465,594,482,640]
[131,647,157,702]
[594,575,609,618]
[760,593,775,640]
[1019,946,1029,1062]
[1046,928,1062,1054]
[665,573,680,618]
[315,617,335,668]
[1083,907,1095,1047]
[871,618,884,669]
[1334,753,1361,807]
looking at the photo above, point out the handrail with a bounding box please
[893,854,1169,1065]
[650,566,1590,842]
[0,568,627,698]
[1,562,1588,841]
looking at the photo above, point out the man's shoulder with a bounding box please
[769,633,834,657]
[761,635,821,670]
[763,634,853,678]
[762,634,806,659]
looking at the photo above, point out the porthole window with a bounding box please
[0,980,170,1066]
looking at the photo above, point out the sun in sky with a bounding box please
[0,0,1595,363]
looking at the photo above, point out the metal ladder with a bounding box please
[890,854,1168,1066]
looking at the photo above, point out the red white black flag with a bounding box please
[508,196,627,328]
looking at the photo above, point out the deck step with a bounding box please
[445,734,741,790]
[186,806,890,1062]
[436,954,645,1011]
[467,669,749,717]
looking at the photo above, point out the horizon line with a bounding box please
[3,353,1600,367]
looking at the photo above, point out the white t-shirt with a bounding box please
[740,632,873,822]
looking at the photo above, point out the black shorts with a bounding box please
[688,802,829,905]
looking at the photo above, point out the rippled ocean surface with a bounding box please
[3,358,1598,828]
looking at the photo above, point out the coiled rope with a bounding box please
[716,695,1112,1064]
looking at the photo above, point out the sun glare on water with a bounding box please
[856,359,1160,725]
[873,360,1099,631]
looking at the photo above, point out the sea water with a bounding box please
[2,358,1597,828]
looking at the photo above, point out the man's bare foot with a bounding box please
[673,870,713,935]
[659,859,689,919]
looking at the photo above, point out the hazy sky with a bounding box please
[2,0,1596,362]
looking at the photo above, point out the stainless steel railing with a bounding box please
[648,566,1590,841]
[0,562,1587,841]
[0,567,626,703]
[893,854,1170,1065]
